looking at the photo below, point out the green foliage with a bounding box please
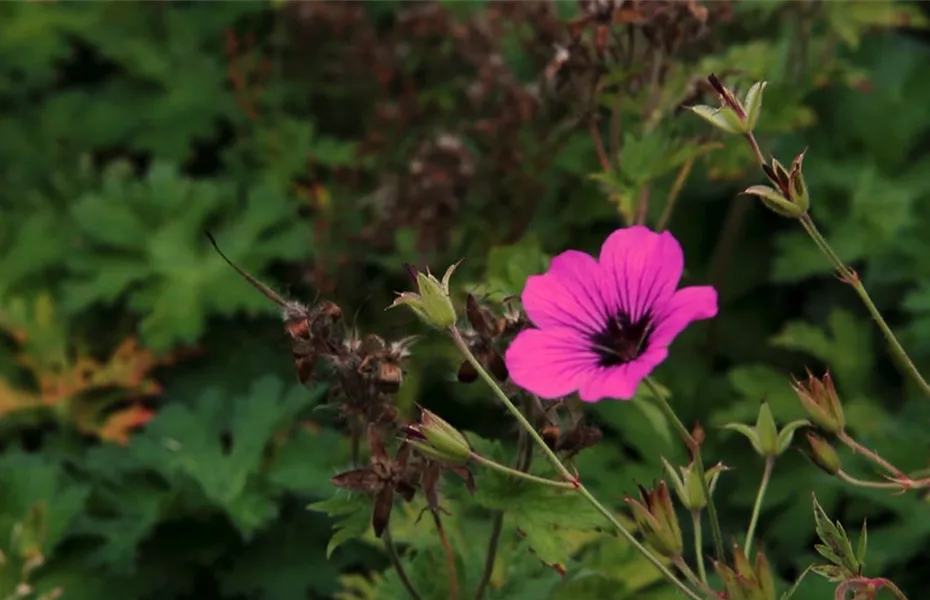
[2,1,930,599]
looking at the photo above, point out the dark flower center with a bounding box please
[589,311,653,367]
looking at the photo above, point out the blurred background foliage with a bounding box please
[1,1,930,599]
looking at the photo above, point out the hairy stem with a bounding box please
[836,470,901,491]
[798,214,930,399]
[836,430,906,479]
[745,456,774,557]
[432,512,459,600]
[450,327,705,600]
[691,510,707,585]
[745,132,766,166]
[882,578,911,600]
[384,529,423,600]
[644,378,725,562]
[469,453,575,489]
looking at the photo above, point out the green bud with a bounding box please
[743,185,805,219]
[788,150,810,212]
[755,401,779,456]
[389,261,461,329]
[692,74,766,135]
[792,370,845,434]
[743,81,767,132]
[661,457,728,511]
[805,432,842,476]
[406,408,471,464]
[689,104,744,135]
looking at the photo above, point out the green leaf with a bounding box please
[64,162,313,351]
[0,452,90,556]
[482,235,551,298]
[128,375,324,539]
[308,493,373,559]
[472,460,606,571]
[856,519,868,566]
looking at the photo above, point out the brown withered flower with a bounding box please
[330,424,418,538]
[456,293,525,383]
[206,232,344,384]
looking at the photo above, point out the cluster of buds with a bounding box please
[791,371,847,476]
[713,544,777,600]
[689,74,811,219]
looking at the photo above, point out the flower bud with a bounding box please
[713,544,777,600]
[689,74,767,135]
[661,457,728,512]
[624,481,683,559]
[756,151,810,218]
[792,370,845,434]
[405,408,471,464]
[805,431,842,476]
[743,184,805,219]
[389,261,461,329]
[723,400,808,458]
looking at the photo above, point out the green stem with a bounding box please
[691,510,707,585]
[656,157,694,232]
[450,328,577,483]
[836,470,902,491]
[450,327,705,600]
[799,214,930,399]
[745,132,766,166]
[474,402,533,600]
[644,378,725,563]
[674,557,716,598]
[836,430,906,479]
[384,528,423,600]
[744,456,774,557]
[469,453,575,489]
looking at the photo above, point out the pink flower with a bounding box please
[504,226,718,402]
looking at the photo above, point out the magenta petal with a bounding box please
[650,286,718,348]
[577,347,668,402]
[521,250,607,334]
[504,327,597,399]
[598,226,684,321]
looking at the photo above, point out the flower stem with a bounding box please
[836,430,906,479]
[383,528,423,600]
[882,578,911,600]
[745,132,766,166]
[674,557,716,598]
[644,378,725,563]
[469,452,575,489]
[656,157,695,232]
[690,510,707,585]
[431,511,459,600]
[836,470,901,491]
[449,327,705,600]
[798,214,930,399]
[474,401,533,600]
[744,456,774,557]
